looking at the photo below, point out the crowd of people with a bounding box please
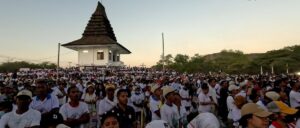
[0,67,300,128]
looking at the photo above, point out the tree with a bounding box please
[152,45,300,74]
[0,61,57,72]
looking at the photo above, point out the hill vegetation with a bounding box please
[0,61,56,72]
[153,45,300,74]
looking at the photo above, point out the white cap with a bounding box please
[145,120,171,128]
[17,89,32,98]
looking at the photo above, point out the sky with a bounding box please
[0,0,300,67]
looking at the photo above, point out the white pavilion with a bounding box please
[62,2,131,67]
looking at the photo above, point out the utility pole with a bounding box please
[57,43,60,83]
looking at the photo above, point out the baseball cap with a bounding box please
[241,103,272,117]
[145,120,171,128]
[16,90,32,99]
[274,101,298,115]
[163,86,175,98]
[265,91,280,101]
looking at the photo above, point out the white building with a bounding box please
[62,2,131,67]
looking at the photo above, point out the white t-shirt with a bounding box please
[160,103,180,128]
[178,105,188,126]
[289,90,300,108]
[214,84,221,99]
[51,87,65,106]
[81,93,97,102]
[149,96,162,120]
[76,83,84,93]
[0,109,41,128]
[59,102,89,128]
[30,94,60,114]
[198,92,212,113]
[131,92,145,112]
[179,88,191,108]
[227,96,235,119]
[97,97,116,116]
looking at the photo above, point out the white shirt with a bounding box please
[131,92,145,112]
[171,82,182,92]
[81,93,97,102]
[97,97,116,116]
[179,88,191,108]
[76,83,84,93]
[59,102,89,128]
[290,90,300,108]
[198,92,212,113]
[30,94,60,114]
[178,105,188,125]
[214,84,221,99]
[296,119,300,128]
[160,103,180,128]
[149,96,162,120]
[0,109,41,128]
[227,96,235,119]
[51,87,65,106]
[236,90,247,98]
[208,85,218,104]
[232,107,241,127]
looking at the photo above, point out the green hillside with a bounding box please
[153,45,300,74]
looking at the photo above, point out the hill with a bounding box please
[153,45,300,74]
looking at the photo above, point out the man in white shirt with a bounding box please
[290,82,300,108]
[198,83,214,113]
[30,79,59,114]
[98,84,116,117]
[76,79,85,93]
[0,90,41,128]
[59,86,90,128]
[179,84,191,111]
[160,86,180,128]
[226,84,240,128]
[131,86,145,121]
[30,79,60,127]
[149,84,162,121]
[207,79,218,106]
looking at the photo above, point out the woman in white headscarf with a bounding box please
[187,112,220,128]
